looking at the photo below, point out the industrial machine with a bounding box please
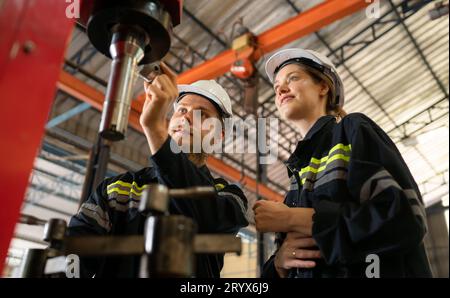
[76,0,182,205]
[78,0,181,141]
[11,0,240,278]
[18,184,242,278]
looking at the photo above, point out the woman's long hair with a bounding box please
[299,64,347,122]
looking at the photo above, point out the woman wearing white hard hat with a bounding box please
[253,49,432,278]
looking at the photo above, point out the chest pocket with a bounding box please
[299,143,351,192]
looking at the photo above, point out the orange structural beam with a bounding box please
[256,0,369,53]
[132,48,254,105]
[132,0,368,103]
[177,0,368,84]
[58,70,284,202]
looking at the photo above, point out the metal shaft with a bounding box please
[99,25,147,141]
[79,136,111,207]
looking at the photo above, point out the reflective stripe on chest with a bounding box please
[299,143,352,191]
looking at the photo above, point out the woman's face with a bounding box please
[273,63,328,121]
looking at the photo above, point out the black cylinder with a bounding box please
[43,218,67,255]
[85,0,172,64]
[146,215,197,277]
[18,249,48,278]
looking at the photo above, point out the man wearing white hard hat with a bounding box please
[68,63,248,278]
[253,49,432,278]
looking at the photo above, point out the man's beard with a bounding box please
[186,152,208,167]
[174,136,208,167]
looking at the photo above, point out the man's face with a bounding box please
[168,94,224,152]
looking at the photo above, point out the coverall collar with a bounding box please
[285,115,336,170]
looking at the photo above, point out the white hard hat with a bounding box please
[176,80,233,118]
[265,48,345,107]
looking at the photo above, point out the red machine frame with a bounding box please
[0,0,75,273]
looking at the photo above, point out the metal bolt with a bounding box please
[23,40,36,54]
